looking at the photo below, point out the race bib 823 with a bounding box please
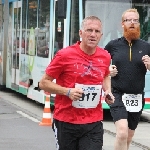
[122,94,142,112]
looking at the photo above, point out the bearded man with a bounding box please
[105,8,150,150]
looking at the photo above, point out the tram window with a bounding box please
[37,15,50,58]
[37,35,49,58]
[58,0,67,18]
[13,37,20,69]
[21,38,25,53]
[37,0,50,58]
[82,0,128,47]
[26,0,38,56]
[69,0,80,45]
[21,0,27,54]
[54,1,64,56]
[27,0,37,29]
[12,3,21,69]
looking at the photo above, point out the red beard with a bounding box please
[123,26,140,40]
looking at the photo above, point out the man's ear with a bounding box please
[79,30,82,37]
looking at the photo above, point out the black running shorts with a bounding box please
[110,92,145,130]
[52,119,103,150]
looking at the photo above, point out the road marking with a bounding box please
[17,111,40,123]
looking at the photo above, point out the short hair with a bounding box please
[122,8,139,22]
[80,16,102,30]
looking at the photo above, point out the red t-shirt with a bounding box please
[46,41,111,124]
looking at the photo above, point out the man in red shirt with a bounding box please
[39,16,114,150]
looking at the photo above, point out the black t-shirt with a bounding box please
[105,37,150,94]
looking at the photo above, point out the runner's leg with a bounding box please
[78,121,103,150]
[114,119,128,150]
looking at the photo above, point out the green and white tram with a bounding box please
[0,0,150,109]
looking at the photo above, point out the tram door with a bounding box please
[11,1,22,90]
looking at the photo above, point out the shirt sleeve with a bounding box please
[105,53,111,76]
[45,51,64,79]
[104,40,114,55]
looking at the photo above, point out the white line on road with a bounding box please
[17,111,40,123]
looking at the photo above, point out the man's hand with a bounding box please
[67,88,83,101]
[104,90,114,105]
[142,55,150,69]
[109,65,118,77]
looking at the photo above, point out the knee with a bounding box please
[116,129,128,141]
[128,130,135,141]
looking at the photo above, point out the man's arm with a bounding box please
[146,62,150,71]
[39,73,83,100]
[146,65,150,71]
[102,75,111,93]
[39,73,68,95]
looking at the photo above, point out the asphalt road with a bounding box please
[0,89,150,150]
[0,90,56,150]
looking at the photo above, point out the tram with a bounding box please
[0,0,150,109]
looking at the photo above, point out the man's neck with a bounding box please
[79,43,96,55]
[123,36,131,44]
